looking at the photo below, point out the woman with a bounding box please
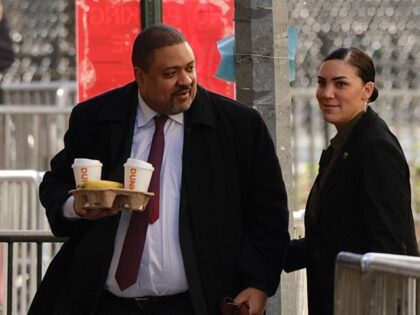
[285,47,419,315]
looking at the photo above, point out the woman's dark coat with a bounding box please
[285,107,419,315]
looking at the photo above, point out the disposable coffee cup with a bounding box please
[124,158,154,192]
[72,158,103,186]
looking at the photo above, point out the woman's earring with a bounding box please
[363,102,368,112]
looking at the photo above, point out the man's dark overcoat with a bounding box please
[285,107,419,315]
[28,82,290,315]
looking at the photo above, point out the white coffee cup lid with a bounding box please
[124,158,154,170]
[72,158,103,168]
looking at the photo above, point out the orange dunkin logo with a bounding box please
[81,167,89,182]
[129,168,137,190]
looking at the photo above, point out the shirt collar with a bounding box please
[136,91,184,127]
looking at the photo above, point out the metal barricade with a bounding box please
[0,231,65,315]
[0,170,62,315]
[0,106,72,170]
[0,81,77,107]
[334,252,420,315]
[0,170,46,229]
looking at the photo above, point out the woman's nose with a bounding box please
[322,85,334,98]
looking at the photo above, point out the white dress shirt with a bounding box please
[63,93,187,297]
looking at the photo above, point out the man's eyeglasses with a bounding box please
[220,297,250,315]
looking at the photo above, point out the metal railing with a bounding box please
[0,81,77,107]
[0,170,59,315]
[0,81,75,171]
[0,170,46,230]
[0,106,72,170]
[334,252,420,315]
[0,231,65,315]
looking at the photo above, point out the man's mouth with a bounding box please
[173,89,190,97]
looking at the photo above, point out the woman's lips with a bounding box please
[322,103,339,108]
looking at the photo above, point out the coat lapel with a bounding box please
[181,85,216,205]
[314,108,377,220]
[98,82,139,183]
[180,85,216,221]
[179,87,214,315]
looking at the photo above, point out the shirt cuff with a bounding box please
[62,196,81,219]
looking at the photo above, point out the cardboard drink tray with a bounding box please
[69,188,154,212]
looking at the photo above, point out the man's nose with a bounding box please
[178,73,193,85]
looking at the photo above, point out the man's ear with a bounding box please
[134,66,144,84]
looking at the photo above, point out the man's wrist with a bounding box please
[62,196,82,219]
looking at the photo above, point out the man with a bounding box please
[29,24,289,315]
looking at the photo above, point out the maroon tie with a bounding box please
[115,115,167,291]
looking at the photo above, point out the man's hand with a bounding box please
[234,287,267,315]
[75,206,118,220]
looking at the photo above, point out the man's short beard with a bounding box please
[169,101,192,115]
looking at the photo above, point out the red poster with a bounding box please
[76,0,234,102]
[76,0,141,101]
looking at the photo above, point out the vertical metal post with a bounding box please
[37,242,43,287]
[7,242,13,315]
[4,113,11,168]
[141,0,162,29]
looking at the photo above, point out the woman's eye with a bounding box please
[336,81,347,87]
